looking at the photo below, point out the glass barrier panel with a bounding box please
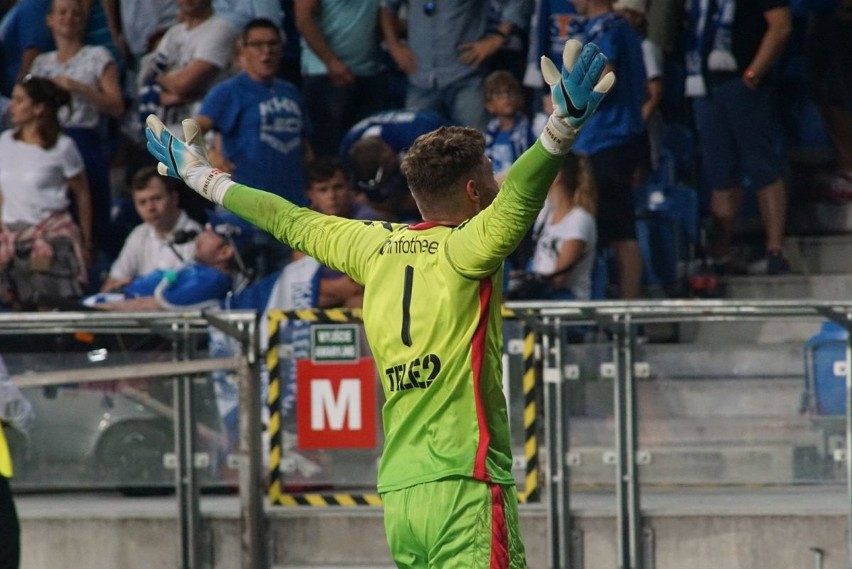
[4,328,239,493]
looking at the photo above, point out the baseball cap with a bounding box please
[206,211,256,273]
[613,0,646,14]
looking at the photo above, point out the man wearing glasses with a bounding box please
[196,17,312,207]
[196,17,313,274]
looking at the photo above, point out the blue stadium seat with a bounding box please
[634,182,699,295]
[660,122,696,185]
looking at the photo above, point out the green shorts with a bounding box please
[381,477,526,568]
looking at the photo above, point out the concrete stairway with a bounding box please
[560,233,852,485]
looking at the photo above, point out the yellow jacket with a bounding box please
[0,426,11,478]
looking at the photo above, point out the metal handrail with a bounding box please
[0,310,262,569]
[504,299,852,569]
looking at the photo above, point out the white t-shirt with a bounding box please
[258,255,321,352]
[148,15,238,130]
[30,45,115,129]
[0,131,85,226]
[531,204,597,300]
[108,210,202,281]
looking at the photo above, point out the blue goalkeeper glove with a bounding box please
[145,115,234,205]
[538,40,615,155]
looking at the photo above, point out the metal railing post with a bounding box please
[612,314,641,569]
[236,317,268,569]
[845,325,852,569]
[174,321,202,569]
[543,317,560,568]
[542,316,577,568]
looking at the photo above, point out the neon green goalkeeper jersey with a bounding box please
[224,140,562,492]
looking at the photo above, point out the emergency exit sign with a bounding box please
[311,324,359,362]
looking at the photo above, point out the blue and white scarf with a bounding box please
[484,112,535,174]
[685,0,738,97]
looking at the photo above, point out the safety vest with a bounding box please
[0,426,12,478]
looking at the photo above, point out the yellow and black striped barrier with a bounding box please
[265,308,379,506]
[502,307,541,503]
[266,307,541,506]
[277,493,384,507]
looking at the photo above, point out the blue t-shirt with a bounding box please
[199,73,311,205]
[123,263,233,307]
[570,12,646,155]
[529,0,583,67]
[484,112,535,175]
[339,109,452,165]
[0,0,53,97]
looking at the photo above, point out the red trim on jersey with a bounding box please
[408,221,456,230]
[490,483,509,568]
[471,278,492,481]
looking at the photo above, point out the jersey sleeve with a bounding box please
[223,186,391,284]
[445,139,563,279]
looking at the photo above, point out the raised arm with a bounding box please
[448,40,614,278]
[143,116,387,283]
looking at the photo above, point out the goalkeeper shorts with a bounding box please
[382,476,526,568]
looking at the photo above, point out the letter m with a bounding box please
[310,379,362,431]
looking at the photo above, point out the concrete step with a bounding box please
[566,443,823,485]
[677,318,824,345]
[787,234,852,275]
[568,377,806,421]
[564,342,808,379]
[634,377,805,418]
[721,273,852,300]
[639,343,806,378]
[16,489,852,569]
[569,416,818,447]
[789,200,852,234]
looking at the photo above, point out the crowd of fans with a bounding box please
[0,0,850,315]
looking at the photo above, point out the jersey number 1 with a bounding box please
[401,265,414,347]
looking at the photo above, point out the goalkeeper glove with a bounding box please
[145,115,235,205]
[539,40,615,155]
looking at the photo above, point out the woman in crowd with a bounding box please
[28,0,123,257]
[527,151,599,300]
[0,76,92,308]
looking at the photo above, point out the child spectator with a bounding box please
[347,137,419,222]
[302,156,365,309]
[341,109,451,223]
[483,70,535,177]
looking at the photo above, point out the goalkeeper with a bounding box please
[145,39,613,569]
